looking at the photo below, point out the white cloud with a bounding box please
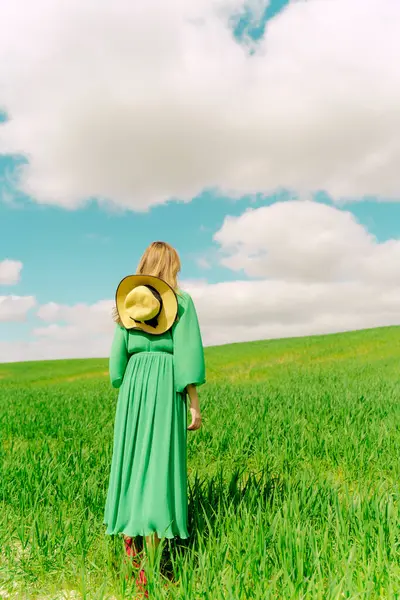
[214,200,400,284]
[0,299,116,362]
[0,295,36,322]
[35,299,115,345]
[0,336,112,363]
[36,299,114,331]
[193,200,400,343]
[0,259,23,285]
[186,279,400,347]
[1,0,400,210]
[196,257,212,270]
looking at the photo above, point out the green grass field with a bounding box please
[1,325,400,599]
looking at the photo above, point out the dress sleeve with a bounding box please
[109,324,129,388]
[172,292,206,394]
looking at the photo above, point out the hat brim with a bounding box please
[115,274,178,335]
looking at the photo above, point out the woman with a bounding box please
[103,241,206,593]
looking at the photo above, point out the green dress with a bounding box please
[103,290,206,540]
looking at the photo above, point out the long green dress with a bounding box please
[103,290,206,540]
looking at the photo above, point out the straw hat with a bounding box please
[115,274,178,335]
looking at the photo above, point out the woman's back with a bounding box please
[109,289,205,392]
[123,289,189,355]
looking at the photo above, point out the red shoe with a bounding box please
[123,536,141,569]
[136,569,149,598]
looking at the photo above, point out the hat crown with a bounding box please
[125,285,160,322]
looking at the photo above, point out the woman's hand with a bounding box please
[188,406,202,431]
[186,384,202,431]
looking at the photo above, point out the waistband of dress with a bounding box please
[130,350,173,356]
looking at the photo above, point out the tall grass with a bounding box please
[1,325,400,598]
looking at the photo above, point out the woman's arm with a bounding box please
[172,292,206,393]
[109,324,129,388]
[186,383,202,431]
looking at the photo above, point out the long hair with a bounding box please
[112,241,182,325]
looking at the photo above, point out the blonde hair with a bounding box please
[112,241,182,324]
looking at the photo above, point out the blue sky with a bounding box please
[1,0,400,360]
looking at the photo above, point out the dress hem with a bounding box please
[103,523,190,540]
